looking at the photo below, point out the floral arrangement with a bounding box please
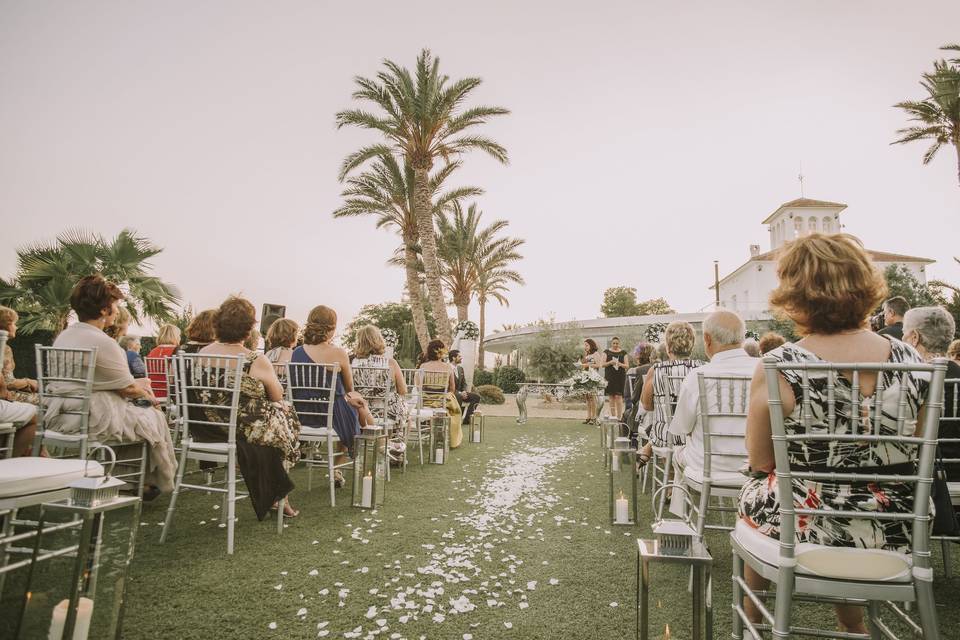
[563,368,606,397]
[454,320,480,340]
[381,328,399,348]
[745,329,760,341]
[644,322,668,343]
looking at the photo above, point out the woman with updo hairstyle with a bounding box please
[417,339,463,448]
[290,305,368,487]
[181,309,217,353]
[265,318,300,365]
[47,275,177,499]
[198,296,301,518]
[638,321,704,462]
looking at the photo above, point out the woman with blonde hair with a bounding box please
[0,306,40,404]
[638,321,704,462]
[265,318,299,364]
[738,233,934,633]
[289,305,368,487]
[351,325,410,460]
[146,323,181,399]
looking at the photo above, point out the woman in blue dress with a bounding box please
[290,305,369,488]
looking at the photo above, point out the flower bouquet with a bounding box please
[565,368,606,398]
[453,320,480,341]
[644,322,668,344]
[381,328,399,349]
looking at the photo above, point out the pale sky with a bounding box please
[2,1,959,340]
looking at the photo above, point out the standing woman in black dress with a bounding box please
[603,337,628,420]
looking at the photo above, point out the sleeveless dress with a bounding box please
[192,352,299,520]
[603,349,627,396]
[738,338,930,552]
[646,359,704,447]
[350,354,409,426]
[289,346,361,453]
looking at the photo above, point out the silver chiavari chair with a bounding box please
[286,362,350,506]
[648,374,686,516]
[0,331,16,459]
[933,377,960,577]
[33,346,149,497]
[272,362,289,394]
[414,369,451,464]
[352,360,397,478]
[144,356,170,402]
[730,357,948,640]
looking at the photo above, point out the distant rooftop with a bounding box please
[761,197,848,224]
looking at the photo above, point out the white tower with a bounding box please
[763,198,847,251]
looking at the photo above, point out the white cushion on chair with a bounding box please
[300,426,335,439]
[0,457,104,498]
[948,482,960,505]
[733,520,912,583]
[683,465,746,489]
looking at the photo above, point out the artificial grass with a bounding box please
[5,417,960,638]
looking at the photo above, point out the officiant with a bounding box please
[449,349,481,425]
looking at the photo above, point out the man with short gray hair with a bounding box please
[668,310,758,484]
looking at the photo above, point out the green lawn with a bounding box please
[8,417,960,638]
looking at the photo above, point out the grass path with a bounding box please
[119,417,960,639]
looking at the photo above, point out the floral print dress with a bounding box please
[646,359,704,447]
[738,338,930,552]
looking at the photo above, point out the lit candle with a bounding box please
[611,451,620,471]
[614,490,629,524]
[361,472,373,508]
[435,447,444,464]
[49,597,93,640]
[472,428,481,443]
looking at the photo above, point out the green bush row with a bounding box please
[472,365,525,394]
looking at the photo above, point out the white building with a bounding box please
[711,197,935,314]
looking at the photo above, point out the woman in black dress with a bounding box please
[603,337,628,420]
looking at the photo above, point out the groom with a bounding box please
[448,349,481,425]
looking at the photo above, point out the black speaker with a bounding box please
[260,304,286,336]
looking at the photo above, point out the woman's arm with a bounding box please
[251,354,284,402]
[447,370,456,394]
[640,367,656,411]
[744,362,796,472]
[390,359,407,396]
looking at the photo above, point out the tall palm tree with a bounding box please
[0,229,181,334]
[333,153,481,350]
[336,48,510,343]
[893,59,960,186]
[475,267,524,368]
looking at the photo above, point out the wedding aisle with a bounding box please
[122,417,960,639]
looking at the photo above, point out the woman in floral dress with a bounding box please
[0,306,40,405]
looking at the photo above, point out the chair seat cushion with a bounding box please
[948,481,960,505]
[683,465,746,489]
[0,458,105,498]
[733,519,912,582]
[300,426,335,439]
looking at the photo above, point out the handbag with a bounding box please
[931,449,960,538]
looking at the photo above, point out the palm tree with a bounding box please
[333,153,481,350]
[336,48,510,343]
[0,229,181,334]
[893,58,960,186]
[476,267,524,368]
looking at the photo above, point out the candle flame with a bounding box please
[25,591,31,602]
[618,489,625,500]
[365,471,372,478]
[664,624,671,639]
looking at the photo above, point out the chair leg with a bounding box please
[866,601,882,640]
[160,442,190,544]
[227,447,237,555]
[328,437,336,508]
[731,551,744,640]
[276,497,284,535]
[914,573,941,640]
[0,508,15,596]
[137,441,148,498]
[307,446,314,492]
[771,566,794,639]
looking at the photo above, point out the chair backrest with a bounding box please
[940,377,960,472]
[176,353,244,444]
[352,358,394,426]
[419,369,450,410]
[286,362,339,432]
[145,356,170,397]
[35,344,98,439]
[401,368,418,392]
[695,372,752,477]
[654,373,687,424]
[273,362,289,392]
[763,356,948,566]
[625,372,637,399]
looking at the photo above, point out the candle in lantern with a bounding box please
[614,490,629,524]
[611,450,620,471]
[435,447,444,464]
[361,472,373,508]
[472,429,480,443]
[49,597,93,640]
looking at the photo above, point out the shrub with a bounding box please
[476,384,505,405]
[473,368,496,387]
[495,365,526,394]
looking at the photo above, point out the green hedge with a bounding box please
[495,366,525,394]
[473,368,496,387]
[476,384,505,405]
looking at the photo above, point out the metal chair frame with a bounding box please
[419,369,452,460]
[286,362,350,506]
[32,345,149,497]
[648,374,686,515]
[0,331,16,459]
[932,377,960,577]
[352,361,397,477]
[730,357,948,640]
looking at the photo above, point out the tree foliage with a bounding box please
[601,287,674,318]
[526,326,581,383]
[343,302,437,366]
[883,264,943,308]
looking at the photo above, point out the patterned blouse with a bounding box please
[647,359,705,447]
[738,338,930,551]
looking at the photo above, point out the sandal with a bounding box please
[271,501,300,518]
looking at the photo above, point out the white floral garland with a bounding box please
[380,328,399,348]
[644,322,668,343]
[454,320,480,340]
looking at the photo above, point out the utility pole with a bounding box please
[714,260,720,308]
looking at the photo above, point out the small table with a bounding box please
[636,538,713,640]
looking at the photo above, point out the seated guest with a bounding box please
[902,306,960,481]
[758,331,786,355]
[742,339,760,358]
[199,296,301,518]
[290,305,368,488]
[120,335,146,378]
[638,322,704,462]
[350,325,409,461]
[739,233,932,634]
[625,342,654,432]
[180,309,217,353]
[104,304,130,341]
[48,275,177,498]
[243,326,261,351]
[878,295,909,340]
[668,310,757,478]
[265,319,299,364]
[448,349,480,425]
[146,324,181,399]
[0,306,40,405]
[418,340,463,449]
[949,338,960,365]
[0,370,38,457]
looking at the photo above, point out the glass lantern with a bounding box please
[601,419,617,469]
[429,412,450,465]
[15,471,141,639]
[469,411,485,444]
[609,437,638,526]
[352,426,387,509]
